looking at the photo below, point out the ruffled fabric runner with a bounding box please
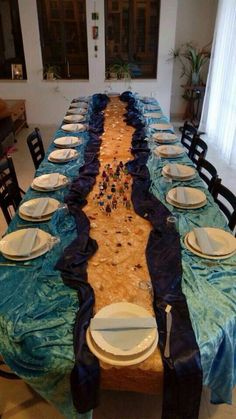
[121,91,202,419]
[56,94,109,413]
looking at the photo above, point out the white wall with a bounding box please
[0,0,178,125]
[170,0,218,117]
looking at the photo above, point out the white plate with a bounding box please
[90,302,157,357]
[167,187,206,207]
[145,112,162,118]
[19,198,60,219]
[1,245,50,261]
[143,105,160,111]
[70,102,88,108]
[163,172,196,182]
[166,195,207,209]
[86,328,158,367]
[31,174,68,191]
[162,164,196,180]
[48,149,78,163]
[152,133,178,143]
[67,108,87,115]
[54,136,82,148]
[184,234,236,260]
[150,123,173,131]
[141,97,156,104]
[154,145,185,158]
[61,123,86,132]
[0,229,50,257]
[63,115,85,123]
[187,228,236,256]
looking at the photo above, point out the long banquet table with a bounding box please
[0,93,235,419]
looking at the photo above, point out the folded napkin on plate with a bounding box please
[32,198,49,218]
[60,149,71,159]
[175,187,187,203]
[46,173,60,188]
[90,317,157,331]
[17,228,38,256]
[163,147,176,155]
[167,164,180,177]
[193,228,222,255]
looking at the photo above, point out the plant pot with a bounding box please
[191,71,200,85]
[46,72,54,80]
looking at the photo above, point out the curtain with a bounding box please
[199,0,236,167]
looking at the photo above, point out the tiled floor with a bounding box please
[0,124,235,418]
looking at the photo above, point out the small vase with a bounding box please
[191,72,200,85]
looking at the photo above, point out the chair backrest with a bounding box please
[196,155,218,193]
[0,156,22,224]
[211,179,236,232]
[27,127,45,170]
[180,121,198,156]
[189,135,208,166]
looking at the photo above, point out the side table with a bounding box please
[181,85,205,127]
[5,99,28,135]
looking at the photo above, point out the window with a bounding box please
[37,0,89,79]
[105,0,160,79]
[0,0,27,80]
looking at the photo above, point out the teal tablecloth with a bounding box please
[0,100,93,419]
[0,95,235,418]
[141,96,236,405]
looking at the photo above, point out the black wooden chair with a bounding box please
[211,180,236,233]
[196,155,219,193]
[0,156,23,225]
[180,121,198,156]
[27,127,45,170]
[189,135,208,166]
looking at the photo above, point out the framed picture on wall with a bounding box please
[11,64,23,80]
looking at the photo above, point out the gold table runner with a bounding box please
[84,97,163,394]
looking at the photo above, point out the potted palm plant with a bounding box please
[106,61,132,82]
[170,42,211,86]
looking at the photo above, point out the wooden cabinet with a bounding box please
[5,100,28,134]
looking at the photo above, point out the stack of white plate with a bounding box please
[0,228,52,261]
[166,187,207,209]
[70,101,88,109]
[184,227,236,260]
[152,133,178,144]
[143,104,160,111]
[154,145,185,158]
[144,112,162,118]
[63,115,85,124]
[141,97,156,104]
[31,173,68,191]
[86,302,158,366]
[54,136,82,148]
[150,123,173,131]
[67,108,87,115]
[19,197,60,222]
[61,123,86,132]
[162,164,196,180]
[48,149,78,163]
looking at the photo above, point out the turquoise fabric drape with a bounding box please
[143,100,236,404]
[0,102,93,419]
